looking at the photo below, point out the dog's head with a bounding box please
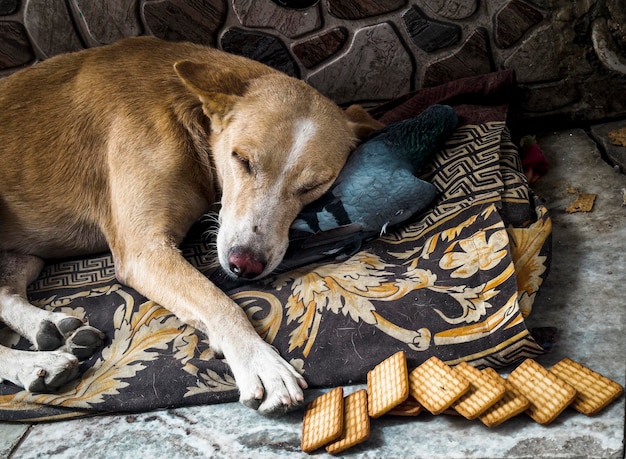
[175,60,383,279]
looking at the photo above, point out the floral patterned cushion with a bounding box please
[0,72,552,422]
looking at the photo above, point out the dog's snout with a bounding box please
[228,247,266,279]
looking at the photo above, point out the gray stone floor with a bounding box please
[1,127,624,459]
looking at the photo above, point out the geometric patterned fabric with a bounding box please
[0,71,551,421]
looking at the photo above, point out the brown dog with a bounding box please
[0,37,382,414]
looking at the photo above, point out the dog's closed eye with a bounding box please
[297,176,333,196]
[232,151,252,174]
[298,183,322,195]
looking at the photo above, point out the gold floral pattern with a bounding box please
[507,204,552,317]
[439,228,509,278]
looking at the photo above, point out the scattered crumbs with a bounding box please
[566,193,596,213]
[608,127,626,147]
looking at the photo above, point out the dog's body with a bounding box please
[0,37,381,414]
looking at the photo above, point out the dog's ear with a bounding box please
[174,60,246,130]
[344,104,385,139]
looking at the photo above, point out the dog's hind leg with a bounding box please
[0,252,104,391]
[0,345,80,392]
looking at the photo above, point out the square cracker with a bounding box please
[549,358,624,415]
[452,362,506,420]
[479,367,530,427]
[367,351,409,418]
[301,387,344,452]
[507,359,576,425]
[326,389,370,454]
[409,356,470,415]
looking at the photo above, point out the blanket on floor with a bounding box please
[0,70,552,422]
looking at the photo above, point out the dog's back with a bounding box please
[0,37,268,258]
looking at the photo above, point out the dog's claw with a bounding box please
[242,395,262,411]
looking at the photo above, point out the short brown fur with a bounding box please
[0,37,382,414]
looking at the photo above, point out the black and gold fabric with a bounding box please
[0,71,552,422]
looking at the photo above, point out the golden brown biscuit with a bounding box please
[479,367,530,427]
[326,389,370,454]
[409,356,470,415]
[367,351,409,418]
[550,358,624,415]
[507,359,576,425]
[452,362,506,420]
[301,387,344,452]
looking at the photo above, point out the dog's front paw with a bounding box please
[229,343,307,416]
[36,315,105,360]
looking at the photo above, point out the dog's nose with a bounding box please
[228,248,266,279]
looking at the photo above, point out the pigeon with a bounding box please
[281,104,458,269]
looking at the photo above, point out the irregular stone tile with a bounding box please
[221,28,300,78]
[589,120,626,173]
[0,21,35,69]
[524,0,549,8]
[402,5,461,53]
[495,0,544,49]
[307,23,413,104]
[23,0,83,58]
[71,0,141,45]
[271,0,319,8]
[233,0,321,39]
[292,27,348,68]
[591,18,626,76]
[422,0,478,20]
[0,0,19,15]
[423,28,493,87]
[326,0,407,20]
[520,80,580,113]
[0,422,28,458]
[503,25,559,83]
[143,0,226,46]
[549,3,595,79]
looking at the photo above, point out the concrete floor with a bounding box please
[1,126,624,458]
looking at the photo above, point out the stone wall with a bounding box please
[1,0,625,124]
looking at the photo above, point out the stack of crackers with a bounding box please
[300,352,623,454]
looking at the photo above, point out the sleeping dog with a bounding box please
[0,36,382,415]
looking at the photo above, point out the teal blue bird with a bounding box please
[282,105,458,268]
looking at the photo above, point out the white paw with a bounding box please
[228,342,307,416]
[11,350,80,393]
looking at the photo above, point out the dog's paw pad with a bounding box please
[64,326,105,360]
[36,321,64,351]
[45,361,80,389]
[57,317,84,336]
